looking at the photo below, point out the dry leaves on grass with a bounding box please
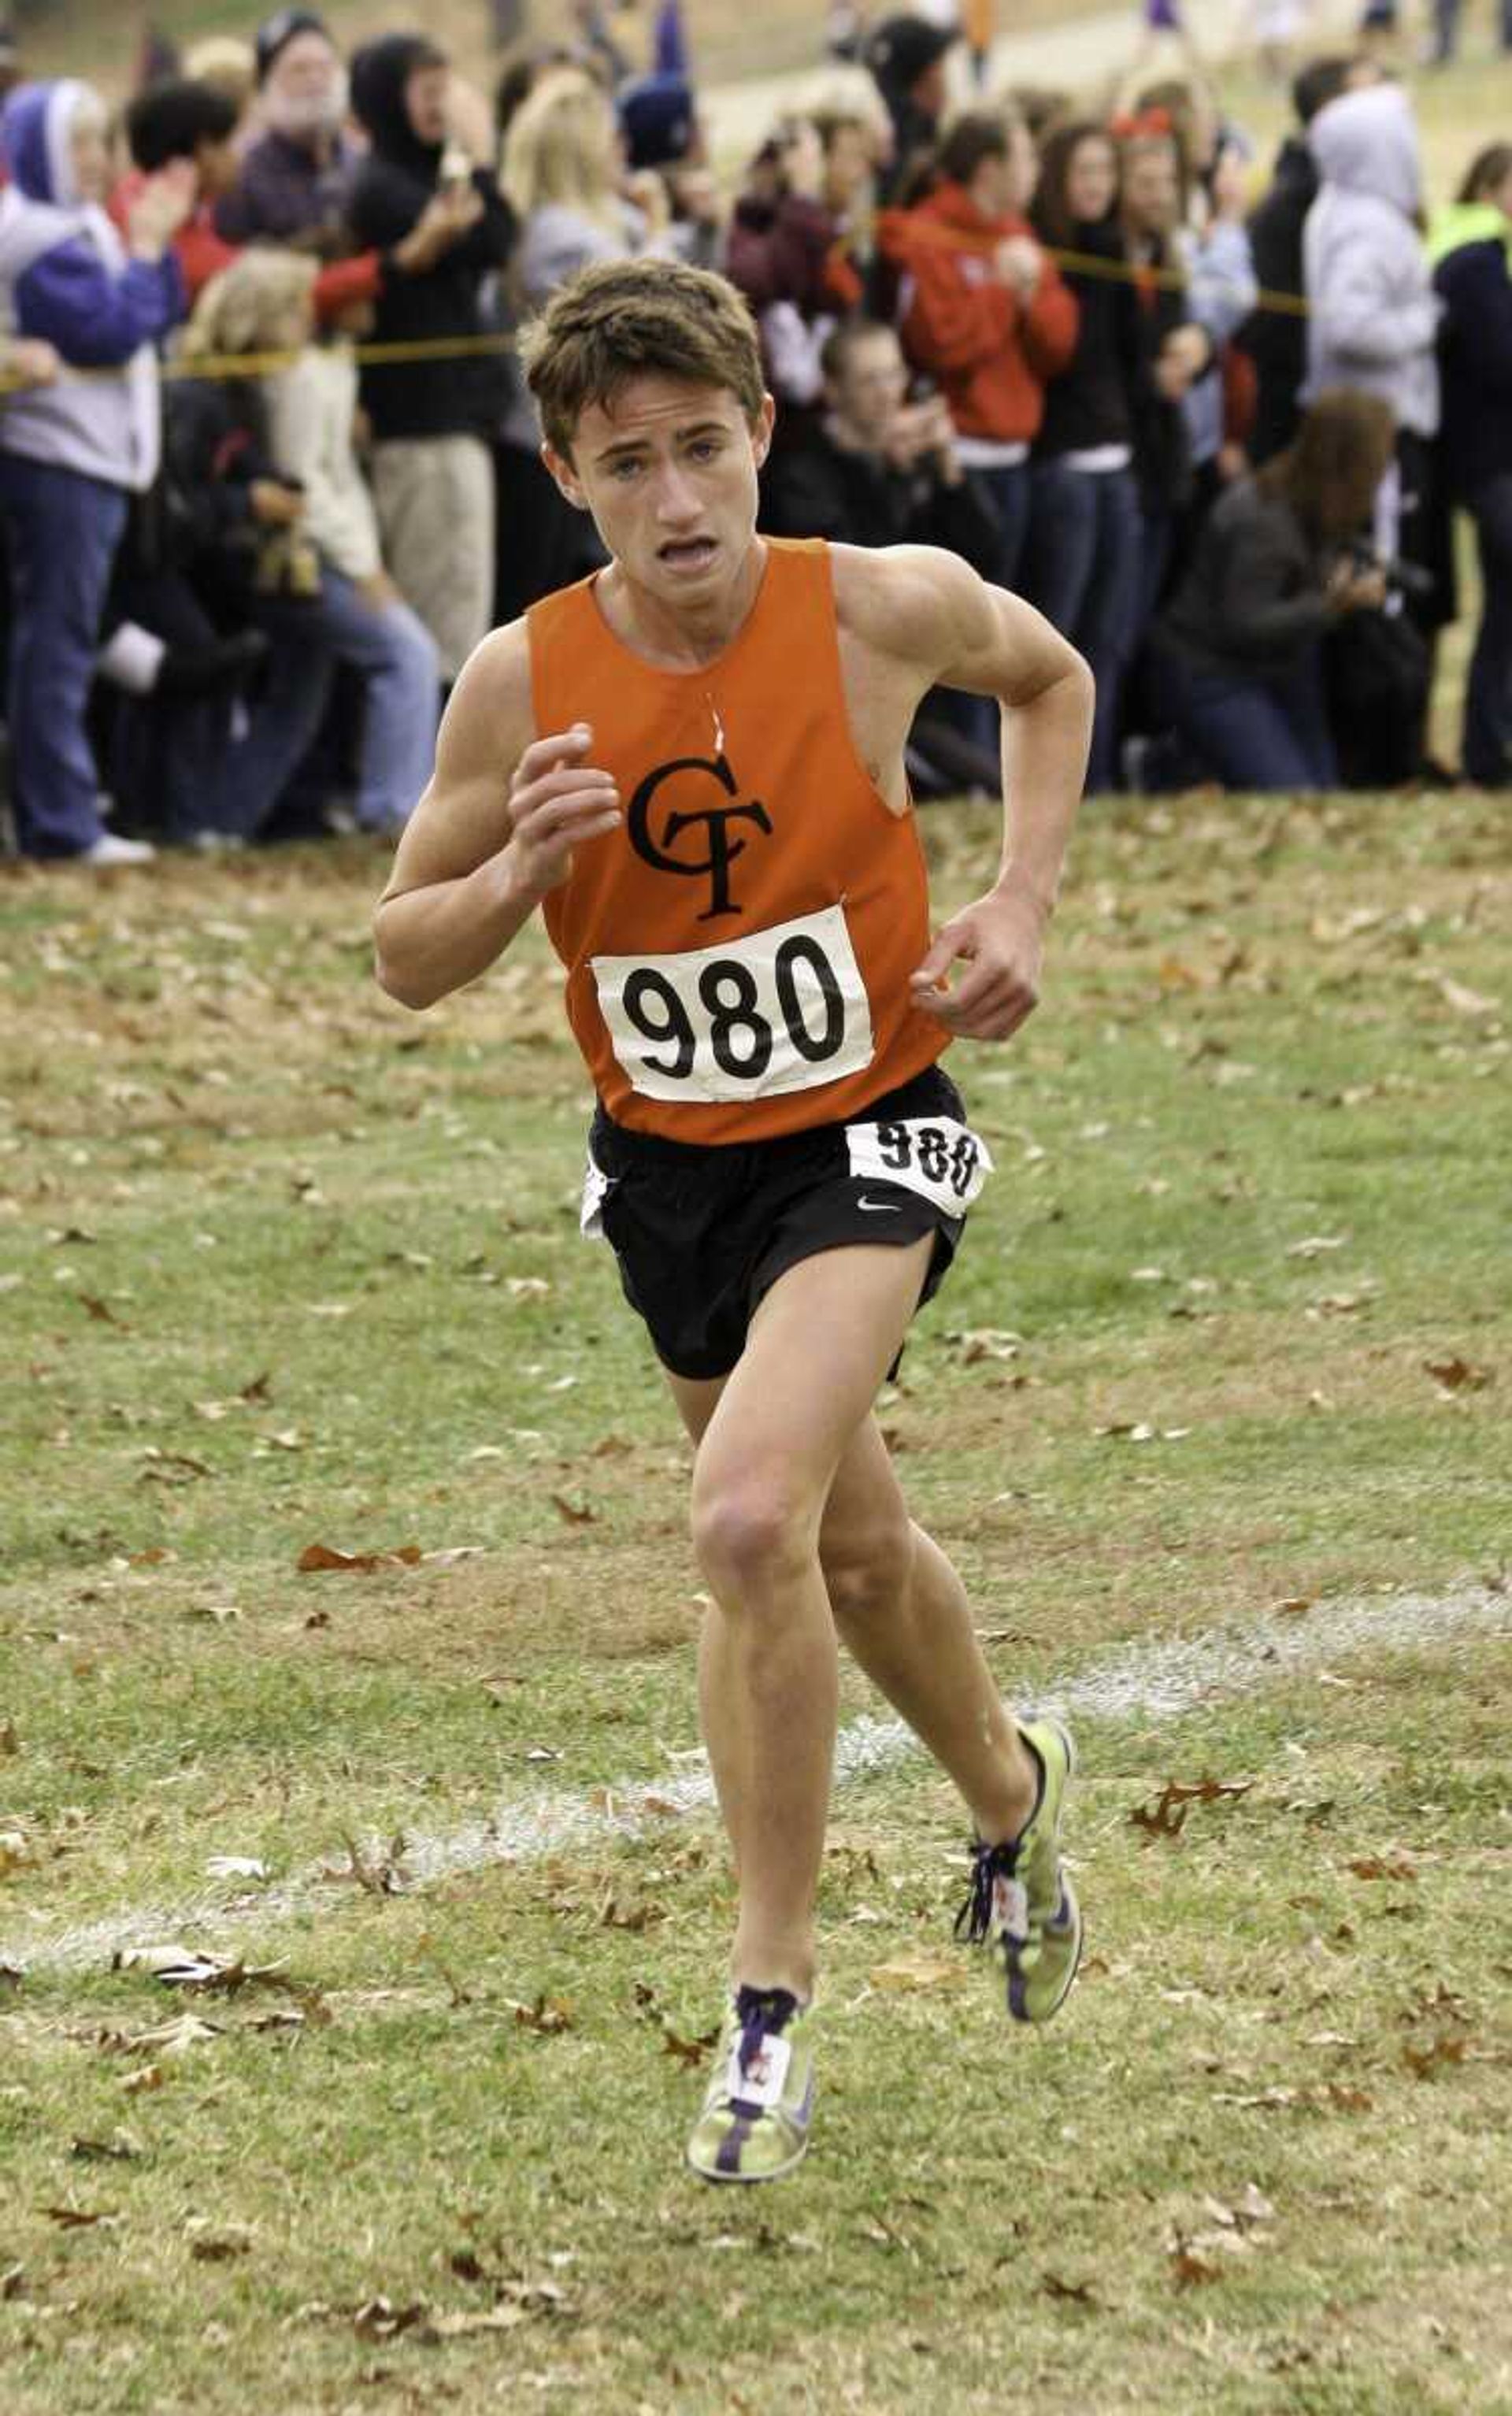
[326,1831,412,1895]
[1130,1775,1254,1841]
[297,1540,422,1574]
[302,2277,574,2344]
[1345,1853,1417,1883]
[1402,2035,1473,2080]
[506,1993,574,2036]
[113,1945,286,1992]
[1167,2184,1276,2287]
[1425,1355,1493,1395]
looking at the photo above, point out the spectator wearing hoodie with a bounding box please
[1429,145,1512,785]
[0,80,190,864]
[881,110,1077,594]
[214,9,358,258]
[1302,80,1443,613]
[345,35,516,684]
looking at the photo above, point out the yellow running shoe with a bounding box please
[954,1717,1082,2022]
[686,1986,816,2183]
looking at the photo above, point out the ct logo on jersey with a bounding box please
[626,750,773,921]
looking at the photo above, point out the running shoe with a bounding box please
[685,1984,816,2183]
[954,1716,1082,2022]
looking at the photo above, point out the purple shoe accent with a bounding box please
[716,2113,753,2176]
[1006,1954,1028,2019]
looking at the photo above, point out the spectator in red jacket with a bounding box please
[880,110,1078,592]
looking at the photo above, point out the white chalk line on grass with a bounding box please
[3,1586,1506,1976]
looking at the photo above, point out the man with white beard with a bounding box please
[215,9,358,258]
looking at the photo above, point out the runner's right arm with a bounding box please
[372,624,621,1010]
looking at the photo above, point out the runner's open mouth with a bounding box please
[658,537,718,565]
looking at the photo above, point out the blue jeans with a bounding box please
[1022,459,1143,793]
[221,565,439,837]
[0,454,128,858]
[1464,472,1512,786]
[1151,638,1337,792]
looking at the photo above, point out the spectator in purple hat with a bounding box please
[0,78,191,863]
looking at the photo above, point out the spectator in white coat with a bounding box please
[1302,80,1445,613]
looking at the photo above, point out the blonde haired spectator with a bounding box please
[183,36,258,127]
[495,66,675,618]
[185,248,439,836]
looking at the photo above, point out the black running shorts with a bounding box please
[584,1063,988,1381]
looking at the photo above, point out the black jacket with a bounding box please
[344,34,516,440]
[762,424,999,570]
[1028,218,1143,459]
[1434,235,1512,504]
[1158,476,1329,679]
[1234,136,1317,467]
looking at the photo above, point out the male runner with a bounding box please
[373,257,1094,2184]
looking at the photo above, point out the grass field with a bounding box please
[2,787,1509,2414]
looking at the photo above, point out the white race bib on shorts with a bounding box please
[590,904,875,1106]
[845,1112,993,1217]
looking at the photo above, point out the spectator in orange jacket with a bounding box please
[880,110,1078,592]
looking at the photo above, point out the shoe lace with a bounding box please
[954,1837,1024,1947]
[732,1984,799,2087]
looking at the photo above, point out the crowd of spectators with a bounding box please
[1,2,1509,863]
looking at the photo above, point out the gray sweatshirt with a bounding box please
[1302,83,1439,438]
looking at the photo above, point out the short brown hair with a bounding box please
[520,257,765,461]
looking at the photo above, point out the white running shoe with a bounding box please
[79,833,156,867]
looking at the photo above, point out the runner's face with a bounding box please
[547,376,775,606]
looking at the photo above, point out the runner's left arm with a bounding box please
[846,545,1092,1043]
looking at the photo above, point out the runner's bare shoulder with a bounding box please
[383,620,536,896]
[827,541,995,675]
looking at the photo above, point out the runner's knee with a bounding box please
[691,1472,819,1599]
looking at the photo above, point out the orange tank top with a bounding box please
[528,538,947,1145]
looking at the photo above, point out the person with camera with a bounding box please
[1131,386,1396,792]
[764,317,1003,796]
[765,317,998,566]
[725,116,865,459]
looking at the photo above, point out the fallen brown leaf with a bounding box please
[1424,1356,1492,1394]
[507,1993,573,2036]
[297,1541,422,1574]
[1403,2035,1470,2080]
[661,2025,721,2070]
[1041,2271,1099,2305]
[549,1494,595,1526]
[1131,1775,1255,1840]
[1345,1854,1417,1883]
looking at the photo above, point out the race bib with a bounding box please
[591,904,874,1106]
[845,1113,993,1217]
